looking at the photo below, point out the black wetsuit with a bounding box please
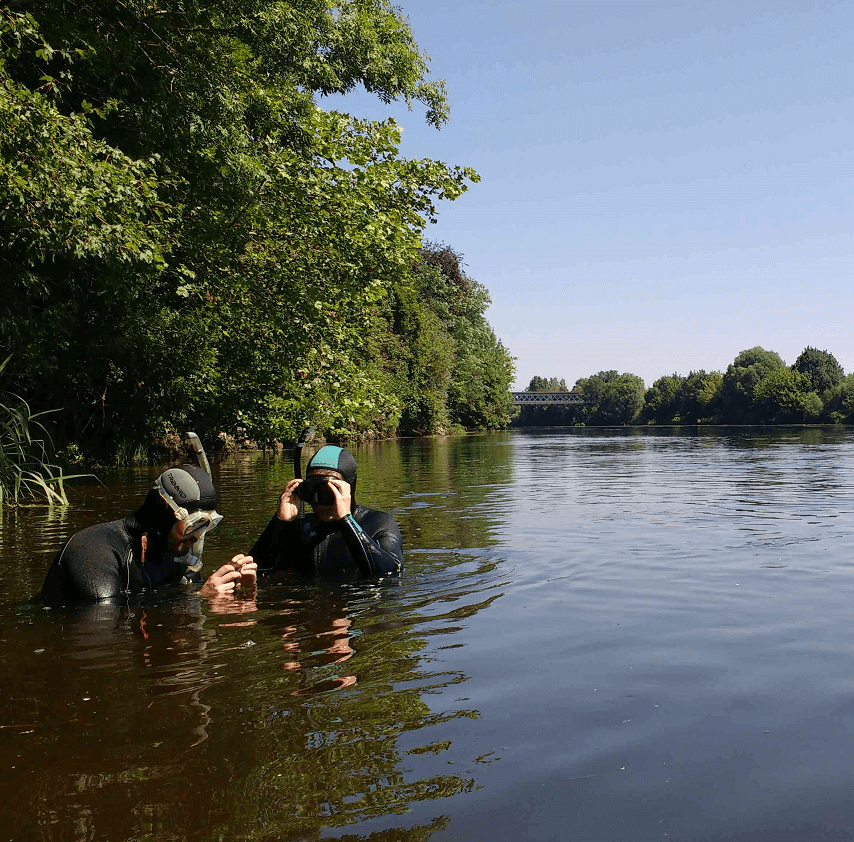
[41,518,200,602]
[250,506,403,577]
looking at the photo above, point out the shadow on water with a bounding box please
[0,435,513,842]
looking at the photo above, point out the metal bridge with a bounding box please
[511,391,586,406]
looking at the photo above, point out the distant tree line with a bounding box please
[518,346,853,426]
[0,3,513,459]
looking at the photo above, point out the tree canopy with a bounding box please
[516,345,851,428]
[1,2,514,454]
[792,347,844,396]
[527,376,568,393]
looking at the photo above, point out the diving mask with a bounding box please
[155,476,223,538]
[295,475,338,506]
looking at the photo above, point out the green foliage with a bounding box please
[516,371,645,427]
[640,374,682,424]
[447,324,515,430]
[527,376,568,392]
[517,344,851,428]
[575,370,645,426]
[718,347,787,423]
[753,368,821,422]
[657,348,849,426]
[424,245,515,431]
[375,244,514,435]
[0,357,73,506]
[824,374,854,424]
[714,346,846,424]
[114,439,150,466]
[639,370,722,424]
[792,347,844,396]
[680,370,723,422]
[0,2,503,451]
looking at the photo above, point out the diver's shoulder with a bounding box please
[62,518,131,556]
[353,505,400,529]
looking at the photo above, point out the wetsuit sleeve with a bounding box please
[339,512,403,577]
[250,516,301,572]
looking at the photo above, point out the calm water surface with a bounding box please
[3,428,854,841]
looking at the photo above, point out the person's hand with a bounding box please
[230,553,257,587]
[325,478,351,520]
[304,474,351,522]
[199,561,242,598]
[276,479,303,522]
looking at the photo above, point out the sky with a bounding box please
[335,0,854,390]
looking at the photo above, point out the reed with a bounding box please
[0,357,74,506]
[114,439,150,466]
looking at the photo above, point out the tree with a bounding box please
[367,244,514,436]
[0,3,480,450]
[753,368,821,422]
[678,370,722,423]
[792,347,844,396]
[527,376,568,392]
[575,370,645,425]
[640,374,682,424]
[718,347,786,423]
[413,244,515,432]
[639,370,722,424]
[823,374,854,424]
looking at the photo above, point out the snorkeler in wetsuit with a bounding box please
[41,465,256,602]
[250,446,403,578]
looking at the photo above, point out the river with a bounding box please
[3,427,854,841]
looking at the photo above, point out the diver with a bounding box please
[41,464,256,602]
[250,445,403,578]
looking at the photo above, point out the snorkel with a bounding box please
[293,426,316,480]
[181,432,218,569]
[186,431,212,477]
[292,426,316,523]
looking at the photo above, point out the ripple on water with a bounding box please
[3,429,854,841]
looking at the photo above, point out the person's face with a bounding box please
[166,510,221,555]
[307,468,347,520]
[167,518,197,555]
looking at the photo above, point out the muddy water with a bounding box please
[3,429,854,842]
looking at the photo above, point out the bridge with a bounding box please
[511,391,586,406]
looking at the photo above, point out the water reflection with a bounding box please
[0,435,513,841]
[8,429,854,841]
[0,573,496,841]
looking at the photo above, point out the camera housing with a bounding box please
[295,476,336,506]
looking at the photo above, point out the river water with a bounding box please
[3,428,854,841]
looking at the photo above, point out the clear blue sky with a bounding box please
[335,0,854,389]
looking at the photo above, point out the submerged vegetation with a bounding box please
[0,2,514,461]
[520,346,853,427]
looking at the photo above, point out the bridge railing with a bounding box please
[511,392,586,406]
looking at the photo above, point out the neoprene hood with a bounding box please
[158,464,218,513]
[307,446,358,509]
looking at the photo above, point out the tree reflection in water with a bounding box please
[211,580,483,840]
[0,553,501,842]
[0,435,512,841]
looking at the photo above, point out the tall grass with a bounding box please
[0,357,74,506]
[114,439,150,466]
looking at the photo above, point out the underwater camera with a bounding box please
[295,475,336,506]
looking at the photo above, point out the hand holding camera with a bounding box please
[295,475,338,506]
[314,476,351,520]
[277,478,304,522]
[277,474,351,522]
